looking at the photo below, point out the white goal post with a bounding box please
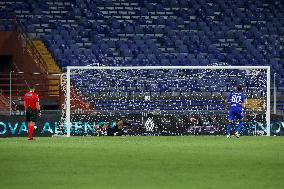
[65,66,271,136]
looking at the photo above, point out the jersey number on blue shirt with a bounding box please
[231,95,242,104]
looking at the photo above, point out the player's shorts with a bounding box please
[228,107,243,121]
[26,108,38,122]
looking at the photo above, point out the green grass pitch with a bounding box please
[0,136,283,189]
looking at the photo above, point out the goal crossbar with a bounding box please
[67,66,270,70]
[66,66,271,136]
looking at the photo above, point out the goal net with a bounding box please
[61,66,271,136]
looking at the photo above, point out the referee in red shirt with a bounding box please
[24,85,41,140]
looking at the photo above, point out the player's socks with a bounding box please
[237,121,242,135]
[30,125,34,139]
[28,125,34,139]
[227,123,232,136]
[28,124,32,139]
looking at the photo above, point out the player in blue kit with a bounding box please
[225,85,245,138]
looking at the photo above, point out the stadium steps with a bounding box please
[32,39,61,96]
[57,83,94,114]
[0,93,10,115]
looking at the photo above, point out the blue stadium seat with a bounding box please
[1,0,283,90]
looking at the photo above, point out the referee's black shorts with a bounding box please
[26,108,38,122]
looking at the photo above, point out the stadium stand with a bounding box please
[0,0,284,113]
[0,93,10,114]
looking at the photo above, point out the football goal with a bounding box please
[61,66,271,136]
